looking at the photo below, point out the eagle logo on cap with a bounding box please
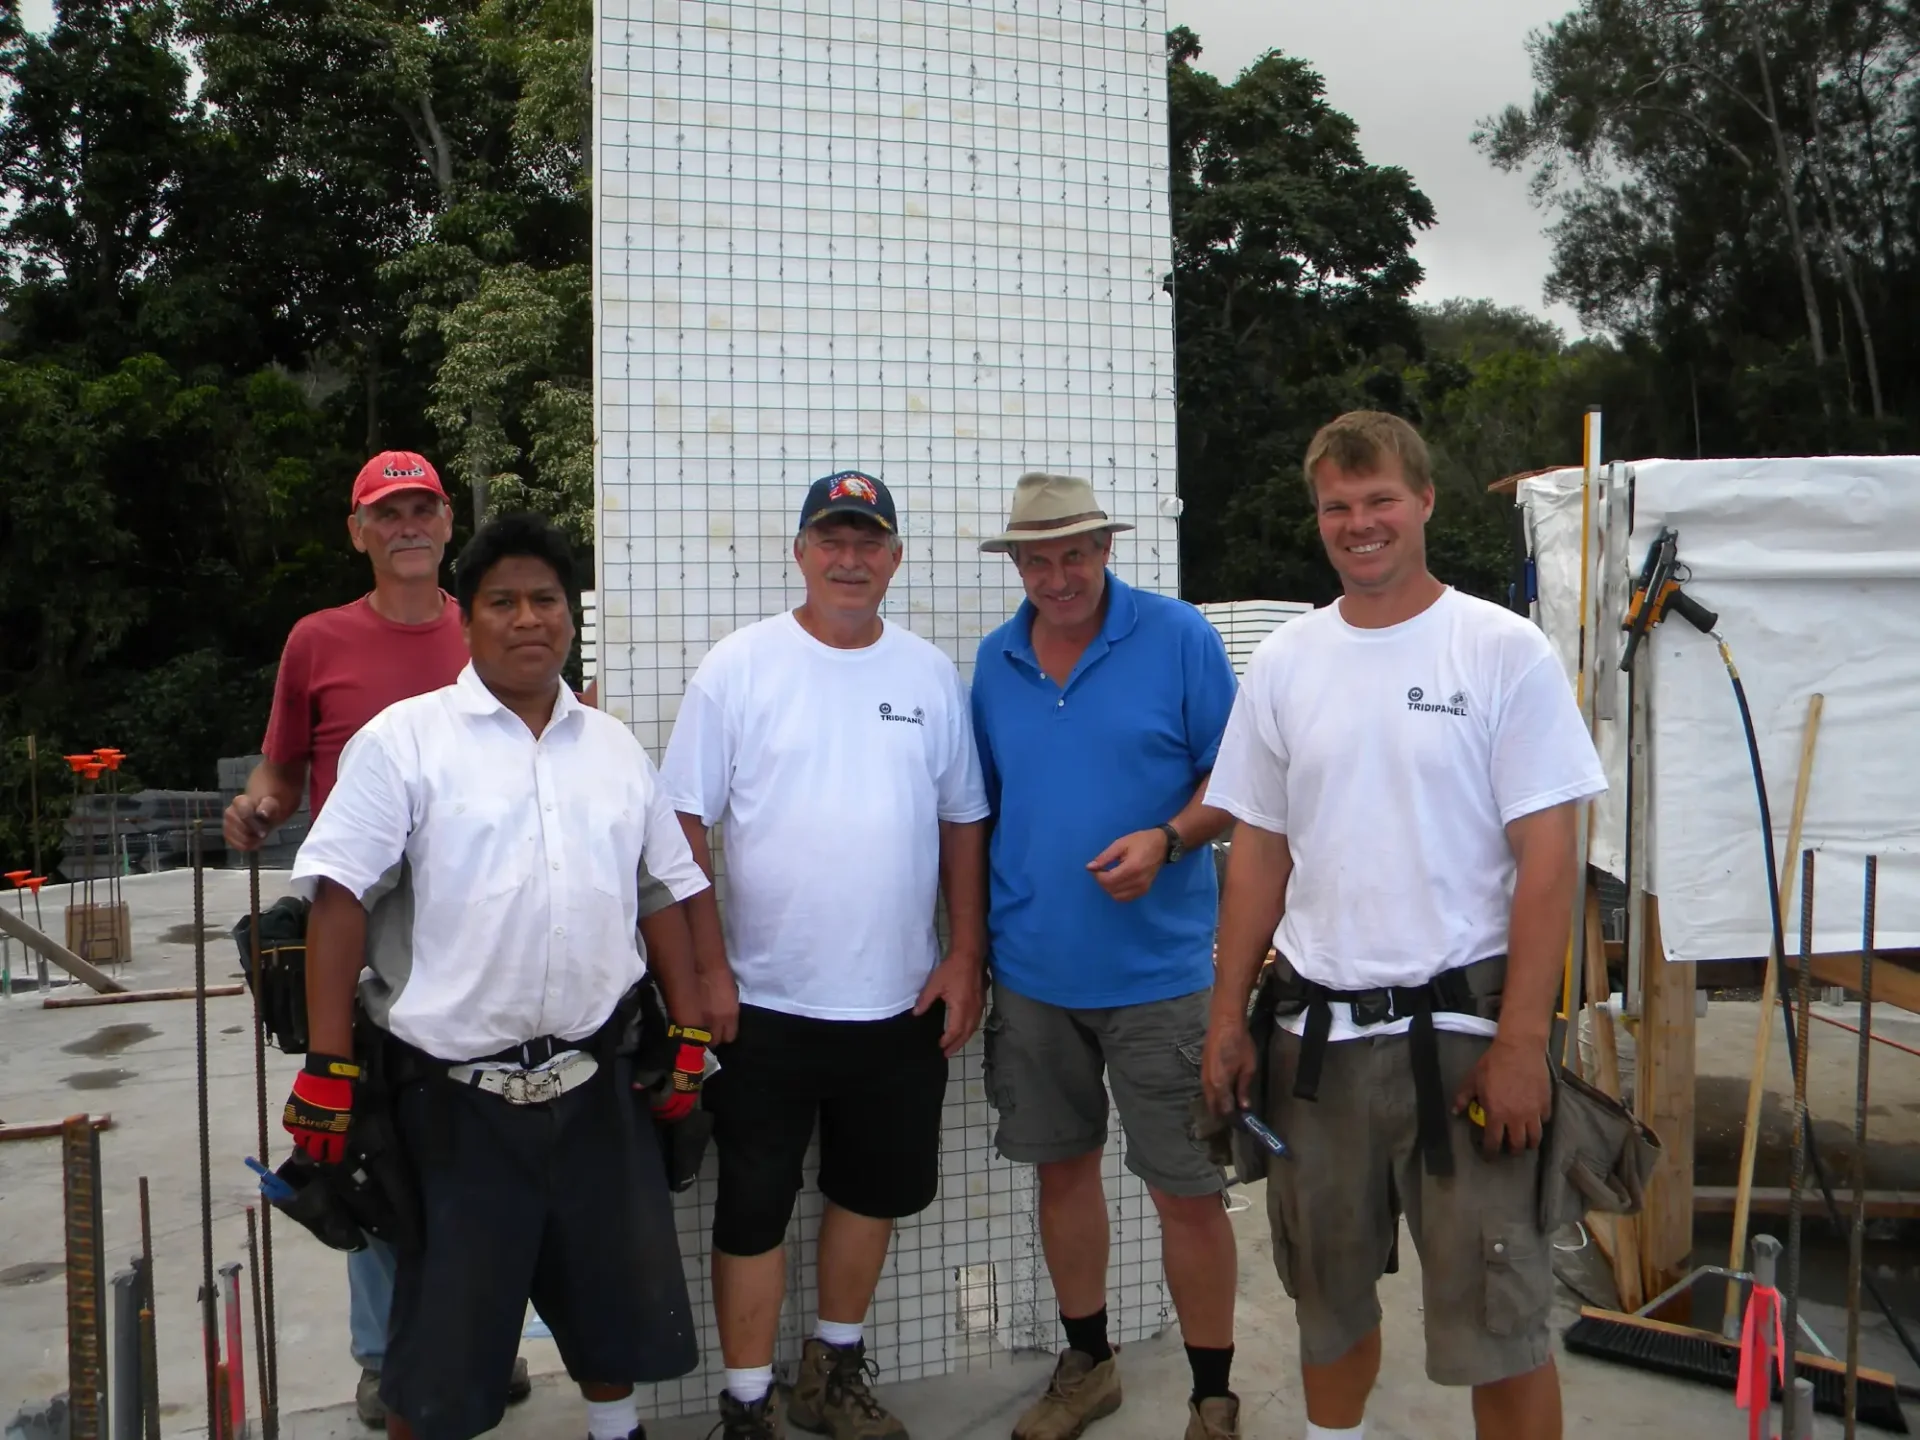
[828,473,879,503]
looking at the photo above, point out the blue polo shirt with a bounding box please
[970,573,1239,1009]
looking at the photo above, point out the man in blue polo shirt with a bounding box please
[970,473,1242,1440]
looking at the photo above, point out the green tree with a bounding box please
[1166,26,1435,605]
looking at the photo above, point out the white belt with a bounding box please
[445,1049,599,1105]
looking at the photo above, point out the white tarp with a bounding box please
[1519,457,1920,964]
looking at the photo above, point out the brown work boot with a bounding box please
[787,1338,906,1440]
[718,1389,786,1440]
[1011,1350,1121,1440]
[1183,1394,1239,1440]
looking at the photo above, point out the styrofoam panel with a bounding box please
[593,0,1180,1417]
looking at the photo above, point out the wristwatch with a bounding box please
[1158,822,1187,865]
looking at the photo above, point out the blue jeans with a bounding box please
[348,1235,398,1370]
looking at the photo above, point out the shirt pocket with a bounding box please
[423,793,536,904]
[583,793,648,902]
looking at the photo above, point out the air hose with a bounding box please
[1714,632,1920,1373]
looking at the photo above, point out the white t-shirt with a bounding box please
[1205,588,1607,1041]
[660,612,991,1021]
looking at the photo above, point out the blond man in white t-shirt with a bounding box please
[1199,412,1605,1440]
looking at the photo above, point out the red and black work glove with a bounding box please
[649,1024,710,1123]
[283,1052,359,1164]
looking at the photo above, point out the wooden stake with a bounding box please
[1635,898,1696,1316]
[43,984,245,1010]
[1581,886,1643,1308]
[1722,693,1824,1334]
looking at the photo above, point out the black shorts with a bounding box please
[380,1054,696,1440]
[705,1002,949,1256]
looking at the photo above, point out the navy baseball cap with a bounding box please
[797,470,897,534]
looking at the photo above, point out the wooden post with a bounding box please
[1635,898,1696,1318]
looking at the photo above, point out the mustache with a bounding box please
[826,568,871,582]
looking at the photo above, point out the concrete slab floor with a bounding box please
[3,869,1917,1437]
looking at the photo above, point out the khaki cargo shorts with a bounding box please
[1260,1025,1554,1387]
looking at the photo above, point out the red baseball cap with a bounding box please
[352,451,448,510]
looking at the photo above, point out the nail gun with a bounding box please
[1620,525,1719,671]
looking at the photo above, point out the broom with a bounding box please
[1562,1306,1909,1433]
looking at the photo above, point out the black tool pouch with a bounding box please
[1537,1065,1663,1233]
[337,1018,424,1254]
[624,979,714,1194]
[232,895,312,1054]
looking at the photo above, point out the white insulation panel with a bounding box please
[592,0,1180,1414]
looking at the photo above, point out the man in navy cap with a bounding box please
[661,470,990,1440]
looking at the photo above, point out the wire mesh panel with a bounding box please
[592,0,1179,1416]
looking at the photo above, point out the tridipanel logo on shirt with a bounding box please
[878,702,925,725]
[1406,686,1469,717]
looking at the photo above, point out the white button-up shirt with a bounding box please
[291,664,710,1061]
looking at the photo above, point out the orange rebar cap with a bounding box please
[94,748,125,770]
[21,877,46,893]
[64,754,94,772]
[4,871,28,885]
[81,762,105,780]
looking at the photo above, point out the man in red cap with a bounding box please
[224,451,533,1424]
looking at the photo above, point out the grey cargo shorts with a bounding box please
[981,980,1226,1198]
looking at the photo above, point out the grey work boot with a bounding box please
[1011,1350,1121,1440]
[1183,1394,1239,1440]
[356,1368,386,1428]
[787,1338,907,1440]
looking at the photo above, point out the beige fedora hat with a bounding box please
[979,473,1135,554]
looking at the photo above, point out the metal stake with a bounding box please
[1783,848,1815,1440]
[220,1262,248,1440]
[246,1210,271,1440]
[137,1178,160,1440]
[112,1267,140,1440]
[193,822,220,1440]
[247,852,279,1437]
[1845,855,1877,1438]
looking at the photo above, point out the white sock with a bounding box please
[1304,1422,1365,1440]
[815,1318,865,1349]
[725,1366,774,1404]
[585,1395,638,1440]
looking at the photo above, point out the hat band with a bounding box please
[1006,509,1110,533]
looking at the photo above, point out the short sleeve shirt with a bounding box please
[970,574,1239,1009]
[659,613,990,1021]
[261,594,469,815]
[1205,588,1607,1039]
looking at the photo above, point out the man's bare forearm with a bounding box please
[640,902,708,1030]
[1498,805,1581,1051]
[938,819,988,963]
[1208,824,1292,1024]
[305,878,367,1058]
[675,814,733,983]
[246,758,306,817]
[1170,776,1235,849]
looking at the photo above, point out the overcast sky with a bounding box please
[1170,0,1580,333]
[17,0,1576,326]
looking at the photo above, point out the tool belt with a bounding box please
[1265,952,1508,1179]
[231,895,311,1054]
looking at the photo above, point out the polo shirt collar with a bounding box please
[450,661,581,732]
[1008,570,1139,673]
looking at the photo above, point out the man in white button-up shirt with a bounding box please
[290,512,715,1440]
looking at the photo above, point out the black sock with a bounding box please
[1185,1343,1233,1402]
[1060,1307,1112,1363]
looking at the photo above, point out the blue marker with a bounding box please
[246,1156,298,1205]
[1237,1110,1290,1159]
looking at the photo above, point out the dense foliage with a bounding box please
[5,1,1906,862]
